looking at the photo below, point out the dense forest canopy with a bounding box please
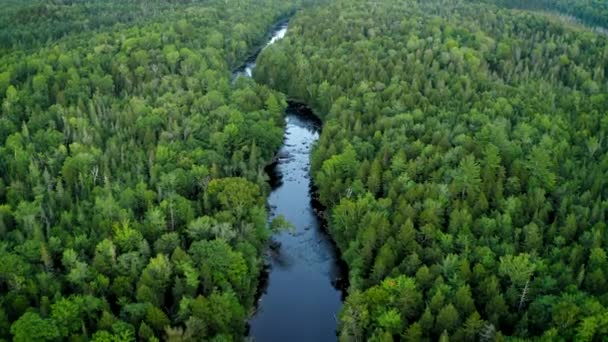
[0,0,223,51]
[473,0,608,30]
[0,0,299,340]
[2,0,608,340]
[255,0,608,340]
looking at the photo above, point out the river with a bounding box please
[233,19,346,341]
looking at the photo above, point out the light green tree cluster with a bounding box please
[0,0,297,340]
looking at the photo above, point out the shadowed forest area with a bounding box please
[474,0,608,30]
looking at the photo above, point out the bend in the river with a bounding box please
[232,19,347,341]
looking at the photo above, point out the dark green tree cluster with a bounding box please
[0,0,296,340]
[473,0,608,30]
[255,0,608,340]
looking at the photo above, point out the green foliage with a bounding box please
[0,0,296,340]
[474,0,608,30]
[256,0,608,339]
[10,312,60,342]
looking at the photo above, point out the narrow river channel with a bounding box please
[233,19,346,341]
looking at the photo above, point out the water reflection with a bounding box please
[232,20,347,342]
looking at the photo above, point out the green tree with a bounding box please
[11,312,60,342]
[452,155,482,200]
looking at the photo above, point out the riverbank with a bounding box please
[232,20,348,341]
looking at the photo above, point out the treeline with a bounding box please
[255,0,608,340]
[0,0,217,51]
[474,0,608,29]
[0,0,297,340]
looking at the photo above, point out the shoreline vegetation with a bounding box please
[0,1,299,340]
[254,0,608,340]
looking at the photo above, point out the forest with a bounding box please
[0,0,297,340]
[474,0,608,29]
[0,0,221,51]
[254,0,608,340]
[1,0,608,340]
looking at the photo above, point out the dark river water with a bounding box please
[233,20,346,341]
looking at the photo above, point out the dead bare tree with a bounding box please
[519,279,530,312]
[480,323,495,342]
